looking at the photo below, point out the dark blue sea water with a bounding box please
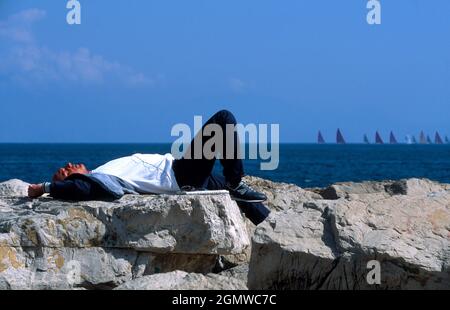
[1,144,450,188]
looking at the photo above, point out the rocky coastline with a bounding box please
[1,176,449,290]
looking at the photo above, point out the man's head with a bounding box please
[52,163,89,182]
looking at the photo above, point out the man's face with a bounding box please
[52,163,88,182]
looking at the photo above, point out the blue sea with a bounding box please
[1,144,450,188]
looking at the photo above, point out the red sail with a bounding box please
[419,131,427,144]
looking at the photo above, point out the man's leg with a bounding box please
[172,109,266,202]
[172,109,244,188]
[204,173,270,225]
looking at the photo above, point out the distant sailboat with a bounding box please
[412,136,417,144]
[318,131,325,144]
[405,135,415,144]
[363,134,370,144]
[435,132,444,145]
[389,131,398,144]
[427,135,432,144]
[419,131,427,144]
[375,131,384,144]
[446,136,450,144]
[336,129,346,144]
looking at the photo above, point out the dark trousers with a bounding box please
[172,109,244,190]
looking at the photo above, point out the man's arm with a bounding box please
[28,179,95,200]
[49,179,94,200]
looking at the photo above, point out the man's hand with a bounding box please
[28,184,44,198]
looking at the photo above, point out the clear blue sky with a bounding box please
[1,0,449,143]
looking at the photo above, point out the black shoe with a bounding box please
[226,181,267,203]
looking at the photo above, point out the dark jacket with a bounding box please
[50,172,138,201]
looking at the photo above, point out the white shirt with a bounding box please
[91,153,180,194]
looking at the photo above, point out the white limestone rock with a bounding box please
[115,270,247,290]
[0,179,29,197]
[0,184,250,289]
[248,179,450,290]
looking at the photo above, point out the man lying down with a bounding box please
[26,110,270,225]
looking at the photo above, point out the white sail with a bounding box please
[405,135,413,144]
